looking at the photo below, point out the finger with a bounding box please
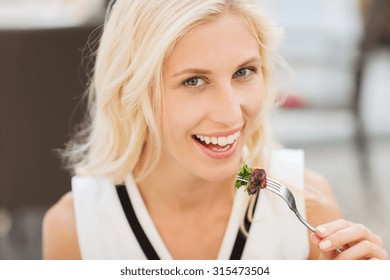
[310,233,343,260]
[310,232,321,246]
[318,223,383,253]
[334,240,389,260]
[315,219,352,238]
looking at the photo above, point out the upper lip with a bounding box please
[193,128,242,137]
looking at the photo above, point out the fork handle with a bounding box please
[294,211,316,232]
[294,211,344,254]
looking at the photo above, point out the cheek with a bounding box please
[241,80,264,119]
[161,96,204,141]
[249,91,263,114]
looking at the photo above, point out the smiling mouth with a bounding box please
[193,131,240,152]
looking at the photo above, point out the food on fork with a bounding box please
[236,163,267,195]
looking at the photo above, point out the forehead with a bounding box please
[164,14,260,72]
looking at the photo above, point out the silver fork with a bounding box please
[266,178,316,232]
[237,176,343,253]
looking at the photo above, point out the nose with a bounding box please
[209,84,243,127]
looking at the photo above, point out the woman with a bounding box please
[42,0,388,260]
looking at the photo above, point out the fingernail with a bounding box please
[319,240,332,250]
[316,226,327,235]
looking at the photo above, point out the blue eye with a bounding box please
[183,76,206,88]
[233,67,256,78]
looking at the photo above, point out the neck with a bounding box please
[135,166,236,214]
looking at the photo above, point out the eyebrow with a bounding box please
[171,68,212,78]
[171,56,262,78]
[237,56,262,69]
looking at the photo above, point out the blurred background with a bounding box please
[0,0,389,259]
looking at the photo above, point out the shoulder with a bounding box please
[304,168,342,259]
[304,168,341,215]
[42,191,81,259]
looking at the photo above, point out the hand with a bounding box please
[310,219,389,260]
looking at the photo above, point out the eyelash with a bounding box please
[181,67,258,89]
[182,76,206,88]
[233,67,257,79]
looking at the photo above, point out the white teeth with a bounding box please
[211,145,230,152]
[227,135,234,144]
[218,137,227,146]
[195,131,240,148]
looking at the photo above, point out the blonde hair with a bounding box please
[63,0,283,183]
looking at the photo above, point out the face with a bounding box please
[160,14,264,182]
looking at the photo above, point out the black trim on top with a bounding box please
[229,192,260,260]
[116,184,160,260]
[115,184,260,260]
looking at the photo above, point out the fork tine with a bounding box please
[266,180,282,191]
[236,177,248,183]
[268,180,287,192]
[237,174,344,254]
[267,178,283,187]
[265,186,280,195]
[266,180,281,187]
[265,183,283,196]
[235,175,283,193]
[267,177,281,184]
[265,182,279,191]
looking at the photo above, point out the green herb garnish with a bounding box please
[236,163,267,195]
[235,163,252,192]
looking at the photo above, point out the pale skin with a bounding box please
[42,14,388,260]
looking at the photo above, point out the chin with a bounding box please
[199,159,241,183]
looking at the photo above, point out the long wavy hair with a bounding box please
[62,0,283,184]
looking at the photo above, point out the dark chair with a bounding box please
[0,26,100,209]
[353,0,390,185]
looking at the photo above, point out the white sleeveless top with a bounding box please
[72,149,310,259]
